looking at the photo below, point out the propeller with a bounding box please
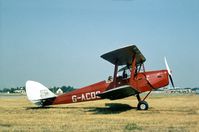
[164,57,175,88]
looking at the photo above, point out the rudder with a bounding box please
[26,80,57,107]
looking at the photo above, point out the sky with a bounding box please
[0,0,199,89]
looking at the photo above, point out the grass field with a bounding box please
[0,94,199,132]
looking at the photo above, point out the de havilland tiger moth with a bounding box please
[26,45,175,110]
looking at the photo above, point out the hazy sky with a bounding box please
[0,0,199,89]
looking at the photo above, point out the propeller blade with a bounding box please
[169,75,175,88]
[164,57,175,88]
[164,57,171,75]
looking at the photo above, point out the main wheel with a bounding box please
[137,101,149,110]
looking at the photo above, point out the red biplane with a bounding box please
[26,45,174,110]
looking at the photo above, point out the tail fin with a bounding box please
[26,80,57,107]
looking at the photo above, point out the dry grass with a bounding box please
[0,94,199,132]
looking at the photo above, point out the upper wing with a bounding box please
[101,45,146,66]
[97,85,139,100]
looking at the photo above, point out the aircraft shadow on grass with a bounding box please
[25,106,57,110]
[25,103,136,114]
[25,106,81,110]
[85,103,136,114]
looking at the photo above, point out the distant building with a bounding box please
[14,89,26,94]
[56,88,63,95]
[166,88,192,94]
[191,88,199,94]
[196,89,199,94]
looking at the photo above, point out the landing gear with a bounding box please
[137,101,148,110]
[136,91,151,110]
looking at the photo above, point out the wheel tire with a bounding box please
[137,101,149,110]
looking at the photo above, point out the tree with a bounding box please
[61,86,75,93]
[2,88,10,93]
[10,88,15,93]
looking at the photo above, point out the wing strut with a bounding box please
[142,64,145,72]
[130,55,140,92]
[131,54,137,78]
[113,60,118,88]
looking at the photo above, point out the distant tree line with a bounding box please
[0,87,25,93]
[49,86,75,93]
[0,86,75,94]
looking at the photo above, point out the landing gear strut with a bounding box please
[136,91,152,110]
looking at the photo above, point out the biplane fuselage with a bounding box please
[52,70,169,105]
[26,45,174,110]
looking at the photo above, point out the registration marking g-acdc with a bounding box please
[72,91,100,102]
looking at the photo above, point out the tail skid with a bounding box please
[26,81,57,107]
